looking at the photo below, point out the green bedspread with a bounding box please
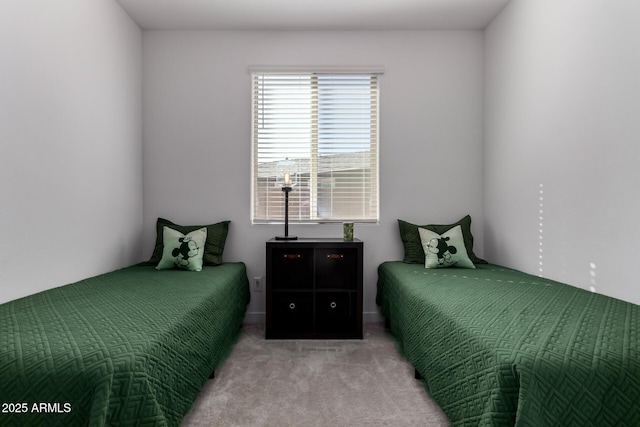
[377,262,640,426]
[0,263,249,427]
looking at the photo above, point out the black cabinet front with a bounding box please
[315,292,356,335]
[266,238,363,339]
[270,248,314,290]
[315,248,358,290]
[271,292,313,336]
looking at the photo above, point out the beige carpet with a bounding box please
[181,323,449,427]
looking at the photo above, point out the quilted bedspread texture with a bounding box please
[0,263,249,427]
[377,262,640,426]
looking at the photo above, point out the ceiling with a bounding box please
[114,0,512,31]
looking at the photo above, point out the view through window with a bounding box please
[251,72,379,223]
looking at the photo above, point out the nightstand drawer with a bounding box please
[270,248,314,290]
[271,292,313,333]
[315,292,357,334]
[316,248,358,289]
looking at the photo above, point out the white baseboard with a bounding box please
[363,311,384,323]
[243,312,265,324]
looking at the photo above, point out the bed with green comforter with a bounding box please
[0,262,249,427]
[377,261,640,426]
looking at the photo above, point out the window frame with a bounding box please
[250,67,382,225]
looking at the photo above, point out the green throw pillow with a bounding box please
[419,225,475,269]
[156,226,207,272]
[398,215,486,265]
[149,218,230,266]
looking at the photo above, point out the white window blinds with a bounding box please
[251,72,379,223]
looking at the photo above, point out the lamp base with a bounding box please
[275,235,298,240]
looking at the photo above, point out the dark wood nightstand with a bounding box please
[266,238,363,339]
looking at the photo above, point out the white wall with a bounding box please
[142,31,485,322]
[0,0,143,303]
[484,0,640,303]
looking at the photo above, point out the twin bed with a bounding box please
[0,219,249,427]
[378,217,640,426]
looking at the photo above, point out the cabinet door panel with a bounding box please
[271,292,313,334]
[270,248,314,290]
[315,292,356,334]
[315,248,358,289]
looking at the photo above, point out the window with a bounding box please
[251,71,380,223]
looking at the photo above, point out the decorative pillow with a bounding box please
[156,226,207,272]
[419,225,475,269]
[398,215,486,265]
[148,218,230,266]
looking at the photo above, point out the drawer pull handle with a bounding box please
[330,302,337,309]
[327,254,344,259]
[289,303,296,310]
[283,253,301,259]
